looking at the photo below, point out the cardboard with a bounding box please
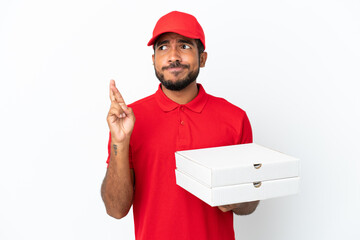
[176,170,299,207]
[175,143,300,206]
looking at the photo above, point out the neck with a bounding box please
[161,81,198,105]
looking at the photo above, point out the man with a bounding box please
[101,11,259,240]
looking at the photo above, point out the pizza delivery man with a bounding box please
[101,11,259,240]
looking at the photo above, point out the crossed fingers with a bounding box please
[109,80,128,118]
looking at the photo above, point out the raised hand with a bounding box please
[107,80,135,144]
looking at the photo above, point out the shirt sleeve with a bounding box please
[106,132,133,168]
[239,112,253,144]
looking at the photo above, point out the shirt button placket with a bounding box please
[178,106,186,149]
[180,106,185,126]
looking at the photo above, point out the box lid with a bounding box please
[175,169,300,207]
[175,143,299,188]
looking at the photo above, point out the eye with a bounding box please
[158,45,168,50]
[181,44,191,49]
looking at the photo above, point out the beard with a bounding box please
[155,61,200,91]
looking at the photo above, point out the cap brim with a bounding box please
[147,30,204,48]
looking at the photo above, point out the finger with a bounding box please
[111,101,122,110]
[109,107,125,119]
[109,80,116,102]
[119,104,131,113]
[110,102,125,116]
[122,106,135,120]
[112,102,129,118]
[109,107,121,119]
[218,206,227,212]
[219,205,231,211]
[111,82,126,105]
[120,103,130,113]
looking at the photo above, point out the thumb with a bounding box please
[122,106,135,120]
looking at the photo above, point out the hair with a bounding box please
[195,39,205,57]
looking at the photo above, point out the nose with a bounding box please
[168,47,181,63]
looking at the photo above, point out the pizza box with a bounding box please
[175,143,300,206]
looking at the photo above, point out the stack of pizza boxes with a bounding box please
[175,143,300,207]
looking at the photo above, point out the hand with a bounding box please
[218,200,260,215]
[218,204,240,213]
[106,80,135,144]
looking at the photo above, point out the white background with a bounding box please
[1,0,359,239]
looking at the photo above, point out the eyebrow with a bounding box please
[155,40,169,48]
[155,39,195,48]
[178,39,195,46]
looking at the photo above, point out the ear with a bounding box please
[199,52,207,68]
[152,54,155,65]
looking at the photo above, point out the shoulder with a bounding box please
[206,93,247,117]
[128,93,157,112]
[203,92,253,144]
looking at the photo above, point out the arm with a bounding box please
[218,200,260,215]
[101,80,136,219]
[101,142,135,219]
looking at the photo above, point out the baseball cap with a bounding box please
[147,11,206,50]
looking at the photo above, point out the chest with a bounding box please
[131,108,240,156]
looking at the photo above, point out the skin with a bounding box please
[101,80,135,219]
[152,33,207,104]
[101,32,259,218]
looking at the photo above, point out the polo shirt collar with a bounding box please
[155,83,209,113]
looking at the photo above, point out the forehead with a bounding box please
[155,32,196,45]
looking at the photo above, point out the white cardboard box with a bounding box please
[175,143,300,207]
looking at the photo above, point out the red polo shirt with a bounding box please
[107,84,252,240]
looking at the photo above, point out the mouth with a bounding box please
[165,67,187,77]
[167,67,185,72]
[162,63,190,72]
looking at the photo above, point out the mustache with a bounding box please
[162,61,190,71]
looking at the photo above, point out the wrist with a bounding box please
[109,141,130,164]
[111,139,130,149]
[111,135,131,145]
